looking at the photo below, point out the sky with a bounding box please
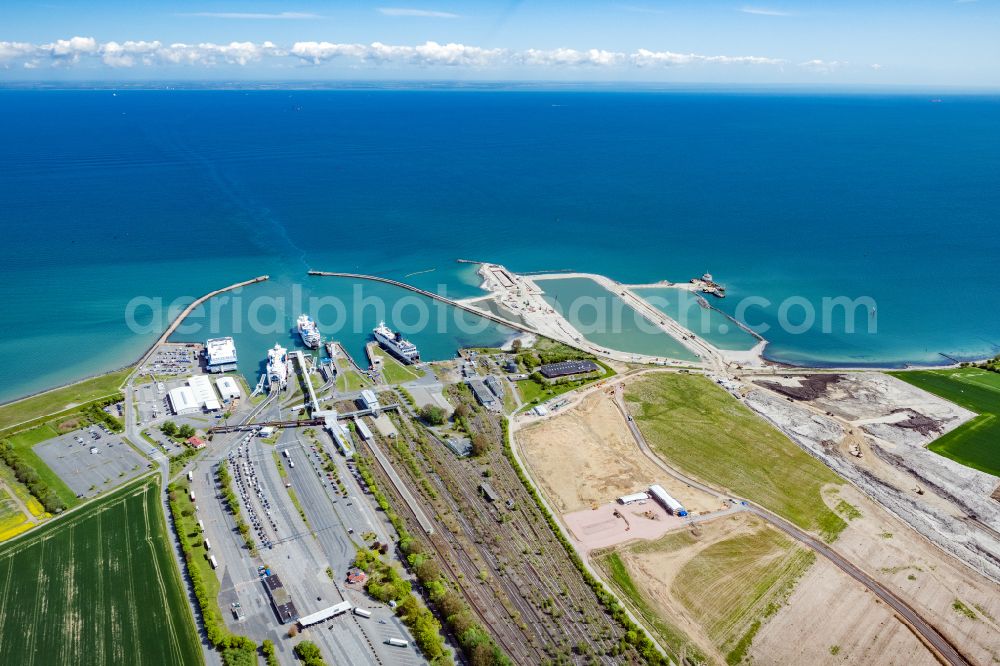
[1,1,998,86]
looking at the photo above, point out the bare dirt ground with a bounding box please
[517,389,721,514]
[564,500,686,551]
[820,483,1000,666]
[751,552,938,666]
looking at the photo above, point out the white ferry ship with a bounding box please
[266,343,289,390]
[373,321,420,364]
[296,314,321,349]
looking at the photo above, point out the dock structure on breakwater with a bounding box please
[206,403,400,434]
[132,275,270,376]
[307,270,538,336]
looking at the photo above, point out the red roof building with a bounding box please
[187,436,206,449]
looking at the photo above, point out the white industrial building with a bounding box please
[204,337,238,373]
[215,376,240,401]
[188,376,221,411]
[168,386,199,415]
[360,389,380,414]
[617,492,650,505]
[649,484,688,517]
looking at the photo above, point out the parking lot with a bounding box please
[33,427,150,498]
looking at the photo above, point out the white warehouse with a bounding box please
[215,376,241,401]
[188,376,221,411]
[168,386,199,415]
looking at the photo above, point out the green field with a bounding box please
[0,369,130,434]
[335,358,372,393]
[372,347,422,384]
[0,476,203,666]
[889,368,1000,476]
[626,373,846,538]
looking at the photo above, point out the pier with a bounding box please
[132,275,270,376]
[307,270,540,336]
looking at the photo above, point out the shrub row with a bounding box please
[0,440,66,513]
[166,483,255,653]
[355,456,509,665]
[499,418,668,665]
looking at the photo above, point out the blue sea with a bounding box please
[1,88,999,403]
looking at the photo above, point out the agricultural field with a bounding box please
[0,485,33,541]
[890,368,1000,476]
[625,373,846,538]
[0,475,203,666]
[0,369,130,434]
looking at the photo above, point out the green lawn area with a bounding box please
[626,373,846,538]
[0,368,131,434]
[335,359,372,393]
[372,347,421,384]
[889,368,1000,476]
[0,475,203,665]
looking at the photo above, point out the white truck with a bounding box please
[386,638,408,648]
[353,608,372,618]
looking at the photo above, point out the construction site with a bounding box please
[513,370,1000,666]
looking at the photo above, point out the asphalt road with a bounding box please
[612,385,971,666]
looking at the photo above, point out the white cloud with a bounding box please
[0,41,37,64]
[292,40,502,66]
[0,36,789,73]
[42,36,99,63]
[378,8,460,18]
[521,48,625,67]
[870,63,883,70]
[181,12,321,20]
[741,7,791,16]
[633,48,783,66]
[799,59,847,72]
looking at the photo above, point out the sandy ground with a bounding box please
[751,553,938,666]
[564,501,686,551]
[822,484,1000,666]
[517,389,722,514]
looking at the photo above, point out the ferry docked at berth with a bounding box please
[266,343,289,390]
[373,321,420,364]
[296,314,321,349]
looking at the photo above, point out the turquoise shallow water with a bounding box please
[168,275,517,383]
[1,90,999,402]
[537,278,700,361]
[632,287,760,351]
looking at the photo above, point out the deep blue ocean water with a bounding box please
[1,89,998,402]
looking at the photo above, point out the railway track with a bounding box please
[391,398,633,663]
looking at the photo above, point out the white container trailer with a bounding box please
[204,539,211,551]
[386,638,409,648]
[649,484,688,517]
[282,449,289,458]
[197,519,205,531]
[187,471,193,481]
[353,608,372,618]
[209,555,218,569]
[189,491,196,502]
